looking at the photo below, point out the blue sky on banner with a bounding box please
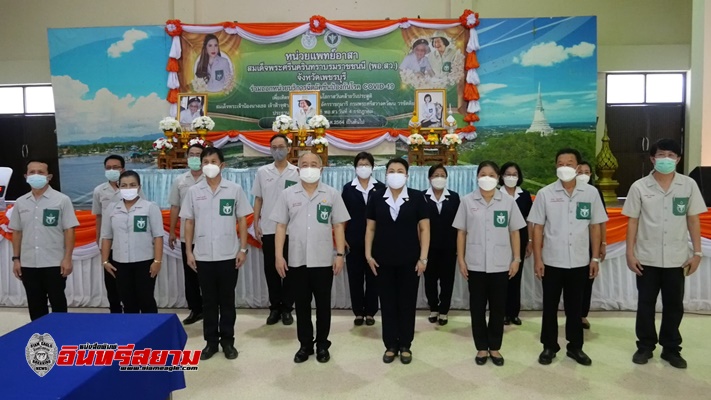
[48,26,170,144]
[476,16,597,126]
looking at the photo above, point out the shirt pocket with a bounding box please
[465,243,484,269]
[635,238,656,263]
[494,245,510,267]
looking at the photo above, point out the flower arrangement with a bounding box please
[191,77,208,92]
[408,133,425,146]
[153,137,174,151]
[308,115,330,129]
[191,116,215,131]
[188,138,209,148]
[272,115,295,132]
[459,10,480,29]
[312,137,329,146]
[441,133,462,146]
[159,117,181,132]
[310,15,327,34]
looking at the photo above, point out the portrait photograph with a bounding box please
[415,89,447,128]
[177,93,208,129]
[289,91,320,128]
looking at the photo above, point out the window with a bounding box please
[0,87,24,114]
[0,85,54,114]
[606,73,685,104]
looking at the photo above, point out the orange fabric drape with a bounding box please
[465,51,479,69]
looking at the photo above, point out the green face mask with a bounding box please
[187,157,202,171]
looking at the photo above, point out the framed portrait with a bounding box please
[177,93,208,129]
[289,91,320,127]
[415,89,447,128]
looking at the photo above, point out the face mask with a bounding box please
[356,166,373,179]
[387,173,407,189]
[299,167,321,183]
[271,148,288,162]
[431,177,447,190]
[187,157,202,171]
[120,188,139,201]
[503,176,518,188]
[576,174,591,185]
[202,164,220,179]
[26,174,48,189]
[556,166,577,182]
[477,176,498,191]
[654,157,677,174]
[105,169,120,182]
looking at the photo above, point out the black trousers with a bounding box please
[636,265,685,353]
[288,266,333,349]
[378,264,420,350]
[21,267,67,321]
[346,247,378,317]
[113,259,157,314]
[468,271,508,351]
[424,247,456,315]
[540,265,588,352]
[105,251,123,313]
[180,242,203,314]
[261,234,293,313]
[197,259,239,346]
[582,277,595,318]
[505,235,527,318]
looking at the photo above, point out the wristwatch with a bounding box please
[419,258,428,265]
[591,257,601,263]
[240,248,249,254]
[336,253,345,257]
[12,256,20,261]
[694,251,703,258]
[102,260,109,265]
[513,257,522,263]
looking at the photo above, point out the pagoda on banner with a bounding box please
[526,83,554,136]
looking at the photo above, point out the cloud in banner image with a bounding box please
[52,75,166,144]
[107,29,149,58]
[513,41,595,67]
[478,83,508,96]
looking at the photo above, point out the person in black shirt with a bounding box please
[365,158,430,365]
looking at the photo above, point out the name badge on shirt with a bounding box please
[219,199,235,216]
[317,203,332,224]
[43,209,59,227]
[576,202,591,220]
[673,197,689,216]
[494,211,508,227]
[442,62,451,73]
[134,216,147,232]
[215,70,224,81]
[285,180,297,188]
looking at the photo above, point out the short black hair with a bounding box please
[104,155,125,168]
[386,157,409,173]
[201,147,224,163]
[187,143,204,154]
[353,152,375,168]
[477,160,500,176]
[555,148,582,164]
[26,159,50,173]
[499,161,523,186]
[431,36,450,47]
[270,134,290,145]
[578,160,595,184]
[428,163,447,178]
[424,94,432,101]
[649,138,682,158]
[118,170,141,186]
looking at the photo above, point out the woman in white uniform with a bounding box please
[180,97,204,125]
[195,34,233,93]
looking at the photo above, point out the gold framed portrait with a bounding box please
[415,89,447,128]
[289,90,320,127]
[177,93,208,129]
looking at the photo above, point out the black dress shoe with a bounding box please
[511,317,522,326]
[200,344,219,360]
[294,347,314,363]
[399,348,412,364]
[475,355,488,365]
[438,317,448,326]
[632,349,653,365]
[428,314,438,323]
[582,318,591,330]
[661,351,687,369]
[383,349,398,364]
[316,348,330,363]
[266,310,281,325]
[281,311,294,325]
[490,355,504,366]
[503,316,511,326]
[183,311,203,325]
[223,344,238,360]
[365,316,376,326]
[566,349,592,366]
[354,316,364,326]
[538,348,557,365]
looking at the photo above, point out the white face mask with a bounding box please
[386,173,407,189]
[576,174,591,185]
[477,176,498,191]
[430,177,447,190]
[120,188,139,201]
[503,176,518,188]
[202,164,220,179]
[355,166,372,179]
[300,167,321,183]
[556,166,577,182]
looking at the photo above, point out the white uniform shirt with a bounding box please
[252,162,299,235]
[180,179,253,262]
[351,176,377,204]
[206,56,232,92]
[622,172,706,268]
[452,190,526,273]
[528,180,608,269]
[384,187,409,221]
[168,171,205,242]
[92,182,145,216]
[270,181,350,268]
[100,198,163,263]
[499,185,523,201]
[426,187,450,213]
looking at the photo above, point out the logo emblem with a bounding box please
[493,211,508,227]
[285,180,297,189]
[26,333,57,377]
[215,70,224,82]
[324,30,341,48]
[134,216,147,232]
[43,209,59,227]
[442,61,452,73]
[316,203,332,224]
[673,197,689,216]
[220,199,235,216]
[301,32,317,50]
[576,202,591,220]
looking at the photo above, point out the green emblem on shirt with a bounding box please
[576,202,592,220]
[285,180,297,188]
[317,203,332,224]
[219,199,235,216]
[215,70,224,81]
[442,61,451,73]
[134,215,147,232]
[673,197,689,216]
[494,210,508,227]
[43,209,59,227]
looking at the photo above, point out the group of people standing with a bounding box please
[8,138,701,369]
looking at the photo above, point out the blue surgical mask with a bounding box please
[654,157,677,174]
[27,174,48,189]
[187,157,202,171]
[105,169,120,182]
